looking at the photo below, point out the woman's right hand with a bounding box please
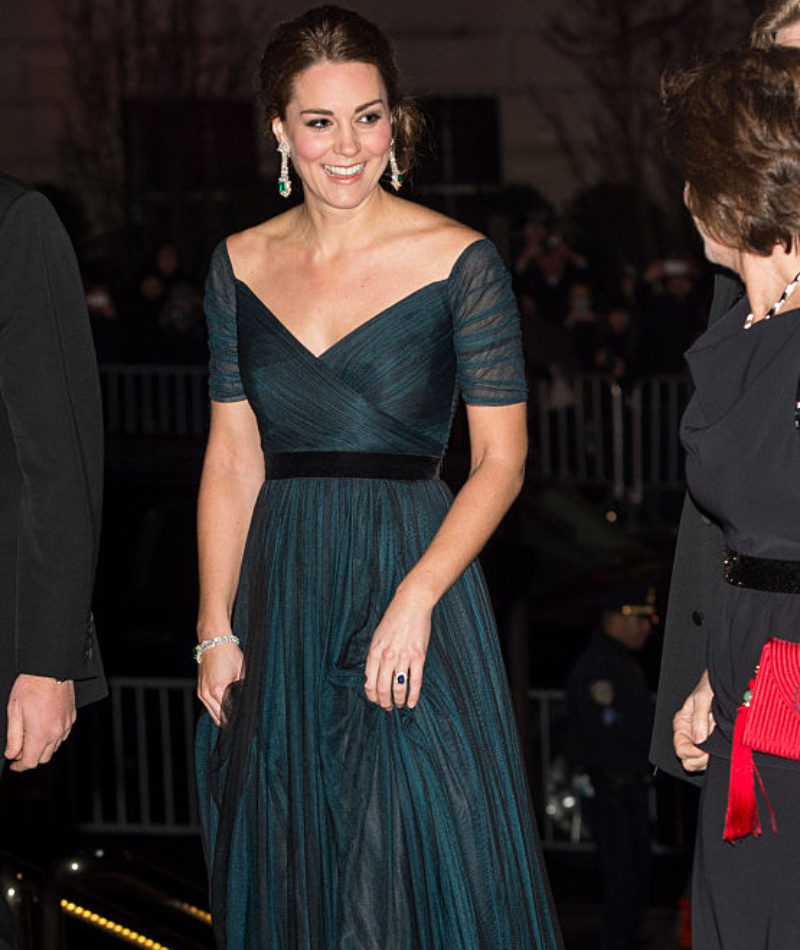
[197,644,245,726]
[673,668,715,772]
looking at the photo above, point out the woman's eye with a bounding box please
[306,118,331,130]
[359,112,383,125]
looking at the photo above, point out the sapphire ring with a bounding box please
[393,670,408,688]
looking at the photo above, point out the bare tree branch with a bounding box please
[50,0,272,262]
[531,0,756,260]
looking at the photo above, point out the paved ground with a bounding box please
[5,831,695,949]
[549,851,692,950]
[558,903,686,949]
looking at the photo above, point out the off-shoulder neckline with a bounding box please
[218,237,492,360]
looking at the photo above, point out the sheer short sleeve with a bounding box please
[448,239,527,406]
[205,240,245,402]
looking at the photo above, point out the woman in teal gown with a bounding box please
[194,7,563,949]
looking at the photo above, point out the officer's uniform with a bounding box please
[566,587,656,950]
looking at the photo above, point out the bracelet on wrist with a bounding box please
[193,634,240,664]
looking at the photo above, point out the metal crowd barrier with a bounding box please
[100,364,209,437]
[629,374,693,497]
[534,375,626,495]
[65,678,691,853]
[68,678,201,835]
[99,365,693,496]
[533,372,693,499]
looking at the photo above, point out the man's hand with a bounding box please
[5,674,76,772]
[673,669,715,773]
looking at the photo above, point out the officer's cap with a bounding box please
[596,583,658,621]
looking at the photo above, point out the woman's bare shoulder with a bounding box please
[389,200,486,276]
[224,212,299,279]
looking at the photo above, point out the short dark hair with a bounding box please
[258,5,425,175]
[661,47,800,255]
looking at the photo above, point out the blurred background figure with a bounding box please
[592,301,643,385]
[563,281,600,370]
[123,242,201,362]
[638,258,706,374]
[566,583,658,950]
[513,212,590,325]
[84,269,123,362]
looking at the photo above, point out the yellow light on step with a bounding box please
[59,899,172,950]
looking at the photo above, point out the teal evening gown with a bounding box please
[195,237,564,950]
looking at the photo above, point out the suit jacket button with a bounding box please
[692,610,703,626]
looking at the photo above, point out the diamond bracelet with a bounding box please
[193,634,240,664]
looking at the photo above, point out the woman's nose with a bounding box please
[333,125,359,157]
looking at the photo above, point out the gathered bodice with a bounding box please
[204,238,527,459]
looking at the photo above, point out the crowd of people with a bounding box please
[512,215,712,389]
[84,242,206,364]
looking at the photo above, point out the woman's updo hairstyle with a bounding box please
[258,5,425,177]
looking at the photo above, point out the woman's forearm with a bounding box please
[397,451,525,611]
[196,455,264,638]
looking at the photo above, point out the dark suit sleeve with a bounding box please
[648,270,740,783]
[0,189,104,683]
[649,494,723,784]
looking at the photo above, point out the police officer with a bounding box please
[566,584,657,950]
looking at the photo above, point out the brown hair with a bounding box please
[752,0,800,49]
[258,5,425,176]
[661,47,800,255]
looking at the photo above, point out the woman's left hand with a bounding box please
[364,588,432,711]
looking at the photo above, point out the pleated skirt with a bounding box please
[196,476,563,950]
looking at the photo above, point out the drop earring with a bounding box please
[389,141,402,191]
[277,141,292,198]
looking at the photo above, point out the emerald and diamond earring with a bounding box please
[278,141,292,198]
[389,142,402,191]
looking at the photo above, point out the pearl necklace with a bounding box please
[744,271,800,329]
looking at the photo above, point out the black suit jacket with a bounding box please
[648,272,743,784]
[0,174,106,752]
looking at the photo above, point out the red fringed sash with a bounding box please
[723,680,762,842]
[721,635,800,843]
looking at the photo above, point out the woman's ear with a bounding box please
[272,118,285,143]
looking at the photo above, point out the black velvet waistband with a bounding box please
[723,548,800,594]
[265,451,442,481]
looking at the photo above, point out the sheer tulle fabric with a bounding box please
[195,239,563,949]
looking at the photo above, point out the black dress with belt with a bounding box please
[680,295,800,949]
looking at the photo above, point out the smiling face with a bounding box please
[273,60,393,210]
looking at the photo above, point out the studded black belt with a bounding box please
[723,548,800,594]
[265,451,442,481]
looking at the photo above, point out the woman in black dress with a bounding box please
[661,47,800,949]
